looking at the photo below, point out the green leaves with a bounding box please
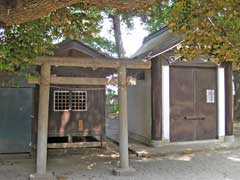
[143,0,240,68]
[139,0,172,32]
[0,4,103,72]
[0,21,54,72]
[1,0,240,72]
[168,0,240,67]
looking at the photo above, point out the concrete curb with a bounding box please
[129,142,240,158]
[107,135,240,158]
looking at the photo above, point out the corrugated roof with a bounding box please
[132,27,183,59]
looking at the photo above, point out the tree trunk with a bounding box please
[110,14,126,58]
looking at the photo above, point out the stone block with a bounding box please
[29,173,55,180]
[112,167,136,176]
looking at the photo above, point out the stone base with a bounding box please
[29,173,55,180]
[218,136,225,141]
[151,140,169,147]
[224,135,235,143]
[112,167,136,176]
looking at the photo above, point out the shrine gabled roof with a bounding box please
[54,39,112,59]
[132,27,183,59]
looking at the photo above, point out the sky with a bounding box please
[52,16,149,58]
[100,17,149,57]
[101,17,150,92]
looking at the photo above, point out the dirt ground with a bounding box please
[0,120,239,180]
[1,146,240,180]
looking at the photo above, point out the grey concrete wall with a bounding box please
[127,70,152,145]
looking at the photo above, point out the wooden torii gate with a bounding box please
[29,57,151,179]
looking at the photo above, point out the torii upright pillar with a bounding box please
[30,63,54,180]
[113,66,135,176]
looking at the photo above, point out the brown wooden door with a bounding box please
[170,66,217,142]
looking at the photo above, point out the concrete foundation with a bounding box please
[224,135,235,143]
[218,136,225,142]
[151,138,225,148]
[151,140,169,147]
[29,173,55,180]
[112,167,136,176]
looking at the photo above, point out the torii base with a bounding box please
[112,167,136,176]
[29,173,55,180]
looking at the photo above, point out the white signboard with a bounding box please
[206,89,215,103]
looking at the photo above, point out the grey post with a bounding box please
[118,65,129,169]
[36,63,51,174]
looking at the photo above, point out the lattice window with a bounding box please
[54,91,70,111]
[54,91,87,112]
[71,91,87,111]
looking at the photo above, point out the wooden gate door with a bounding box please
[170,65,217,142]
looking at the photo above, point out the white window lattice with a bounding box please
[71,91,87,111]
[54,91,87,112]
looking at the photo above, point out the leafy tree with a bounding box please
[167,0,240,66]
[87,36,117,57]
[141,0,240,68]
[141,1,172,33]
[0,5,105,72]
[98,8,139,58]
[0,0,155,25]
[0,4,139,72]
[2,0,240,73]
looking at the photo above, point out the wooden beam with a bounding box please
[28,79,40,84]
[33,57,151,69]
[51,77,107,85]
[28,76,137,86]
[47,142,105,149]
[28,77,106,85]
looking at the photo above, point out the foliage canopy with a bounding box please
[0,5,106,72]
[0,0,240,72]
[168,0,240,66]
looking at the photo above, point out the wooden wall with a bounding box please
[48,85,105,137]
[151,57,162,141]
[128,70,152,144]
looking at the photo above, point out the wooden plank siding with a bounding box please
[48,85,106,138]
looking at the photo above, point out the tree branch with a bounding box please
[207,17,233,47]
[0,0,155,25]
